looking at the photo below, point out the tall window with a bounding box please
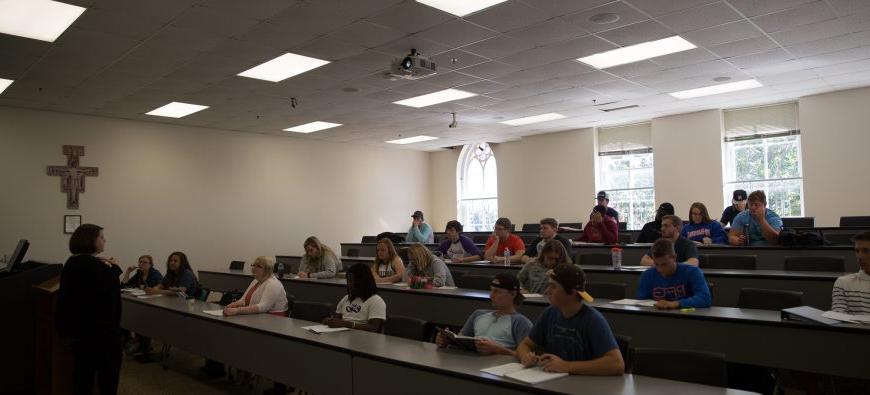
[597,123,655,230]
[723,103,803,217]
[457,142,498,232]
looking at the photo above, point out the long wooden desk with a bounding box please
[276,255,841,310]
[198,269,870,380]
[121,295,752,394]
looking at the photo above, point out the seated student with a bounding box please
[516,264,624,375]
[518,239,573,294]
[832,231,870,315]
[729,190,783,246]
[640,215,699,266]
[720,189,748,227]
[324,263,386,332]
[404,243,455,287]
[483,217,526,265]
[122,255,163,288]
[682,202,728,245]
[406,210,434,244]
[522,218,572,263]
[574,205,618,244]
[298,236,342,279]
[370,238,405,284]
[145,251,199,296]
[436,273,533,355]
[637,239,712,309]
[636,203,674,243]
[437,220,482,262]
[223,256,289,316]
[595,191,620,223]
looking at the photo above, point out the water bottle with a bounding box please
[743,224,750,246]
[503,247,511,266]
[611,247,622,270]
[277,262,285,278]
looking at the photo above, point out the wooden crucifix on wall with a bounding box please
[47,145,98,209]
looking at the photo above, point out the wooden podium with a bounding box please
[33,275,74,395]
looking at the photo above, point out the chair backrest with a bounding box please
[699,255,757,270]
[522,223,541,232]
[783,256,845,272]
[585,281,626,300]
[275,256,300,274]
[450,270,467,283]
[614,334,632,373]
[346,248,360,257]
[618,222,627,231]
[737,288,803,310]
[456,274,493,291]
[361,235,378,243]
[782,217,815,228]
[840,216,870,227]
[290,301,334,322]
[575,253,611,266]
[618,233,633,244]
[824,232,856,246]
[384,315,428,341]
[632,348,728,387]
[229,260,245,270]
[561,222,582,229]
[472,235,490,243]
[519,234,537,243]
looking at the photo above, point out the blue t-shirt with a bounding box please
[528,304,618,362]
[681,221,728,245]
[731,209,783,246]
[460,309,532,349]
[636,263,712,308]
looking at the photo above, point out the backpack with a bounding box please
[778,228,826,247]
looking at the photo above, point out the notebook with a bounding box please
[302,324,351,334]
[481,362,568,384]
[437,328,479,351]
[822,311,870,324]
[202,310,224,317]
[522,293,544,298]
[609,299,657,307]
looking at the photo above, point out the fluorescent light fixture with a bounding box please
[284,121,342,134]
[669,79,764,99]
[386,135,439,145]
[146,102,209,118]
[500,113,567,126]
[237,52,330,82]
[393,88,477,108]
[577,36,696,69]
[416,0,508,16]
[0,0,86,42]
[0,78,13,95]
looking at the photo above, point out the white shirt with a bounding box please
[336,294,386,324]
[242,276,289,314]
[832,271,870,315]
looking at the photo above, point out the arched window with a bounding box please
[457,142,498,231]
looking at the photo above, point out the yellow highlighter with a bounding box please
[680,307,696,313]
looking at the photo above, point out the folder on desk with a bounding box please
[781,306,840,325]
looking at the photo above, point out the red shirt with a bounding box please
[484,234,526,256]
[577,216,619,244]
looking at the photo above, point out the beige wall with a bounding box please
[800,86,870,227]
[0,107,429,271]
[427,148,459,231]
[651,110,725,219]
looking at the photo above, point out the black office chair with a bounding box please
[614,334,633,373]
[738,288,803,310]
[361,235,377,243]
[824,233,855,246]
[520,234,537,243]
[384,315,428,341]
[840,216,870,227]
[585,281,626,300]
[618,222,628,231]
[618,233,633,244]
[781,217,815,228]
[575,253,611,266]
[783,256,845,272]
[346,248,360,257]
[290,301,334,322]
[632,348,728,387]
[472,235,490,243]
[699,255,757,270]
[456,274,493,291]
[522,223,541,232]
[229,260,245,270]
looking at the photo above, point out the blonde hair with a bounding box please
[407,243,432,271]
[304,236,336,259]
[373,238,399,270]
[251,256,275,274]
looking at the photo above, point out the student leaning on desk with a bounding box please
[223,256,288,317]
[515,264,625,376]
[637,238,712,310]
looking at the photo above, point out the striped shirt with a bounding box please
[831,271,870,315]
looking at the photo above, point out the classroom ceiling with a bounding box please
[2,0,870,150]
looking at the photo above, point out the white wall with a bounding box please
[800,86,870,226]
[427,148,459,231]
[651,110,725,219]
[0,107,430,272]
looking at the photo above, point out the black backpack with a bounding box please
[779,228,826,247]
[218,290,244,306]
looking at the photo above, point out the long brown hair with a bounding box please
[407,243,433,271]
[372,238,399,270]
[539,239,572,267]
[304,236,336,260]
[688,202,712,224]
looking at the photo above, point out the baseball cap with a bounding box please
[411,210,424,220]
[490,273,520,292]
[547,264,593,303]
[657,202,675,216]
[732,190,748,204]
[596,191,609,200]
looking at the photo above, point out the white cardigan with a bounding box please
[241,276,288,313]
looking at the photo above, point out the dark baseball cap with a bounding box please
[411,210,424,220]
[596,191,609,200]
[490,273,520,292]
[547,264,593,303]
[732,190,748,203]
[657,202,675,216]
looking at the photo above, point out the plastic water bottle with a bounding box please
[503,247,511,266]
[611,247,622,270]
[277,262,285,277]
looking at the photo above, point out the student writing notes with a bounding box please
[324,263,386,332]
[637,239,712,310]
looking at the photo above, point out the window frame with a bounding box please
[456,142,498,232]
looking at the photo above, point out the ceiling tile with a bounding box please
[558,2,651,34]
[457,79,509,94]
[419,71,483,88]
[416,19,498,48]
[430,50,490,72]
[727,0,818,17]
[367,1,454,34]
[750,1,836,33]
[596,20,675,46]
[708,36,780,58]
[652,47,719,68]
[826,0,870,16]
[465,1,551,33]
[785,34,866,58]
[623,0,720,18]
[655,2,743,33]
[460,35,536,59]
[457,61,520,80]
[727,49,795,69]
[326,21,408,49]
[295,37,368,61]
[504,18,586,48]
[170,5,263,38]
[682,20,764,47]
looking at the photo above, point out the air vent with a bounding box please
[599,105,639,112]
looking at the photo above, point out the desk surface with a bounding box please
[123,294,754,394]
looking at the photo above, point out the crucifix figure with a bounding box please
[47,145,99,209]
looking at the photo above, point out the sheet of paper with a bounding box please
[136,294,163,299]
[522,293,544,298]
[610,299,656,307]
[437,286,457,290]
[505,367,568,384]
[822,311,870,324]
[302,324,351,334]
[392,282,409,287]
[202,309,224,317]
[618,266,649,271]
[480,362,526,376]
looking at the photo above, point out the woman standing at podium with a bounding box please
[55,224,123,395]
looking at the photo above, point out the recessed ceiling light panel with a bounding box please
[669,79,763,99]
[146,102,209,118]
[500,113,566,126]
[0,0,85,42]
[238,53,330,82]
[0,78,13,95]
[284,121,342,133]
[393,88,477,108]
[386,135,439,144]
[416,0,508,17]
[577,36,696,69]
